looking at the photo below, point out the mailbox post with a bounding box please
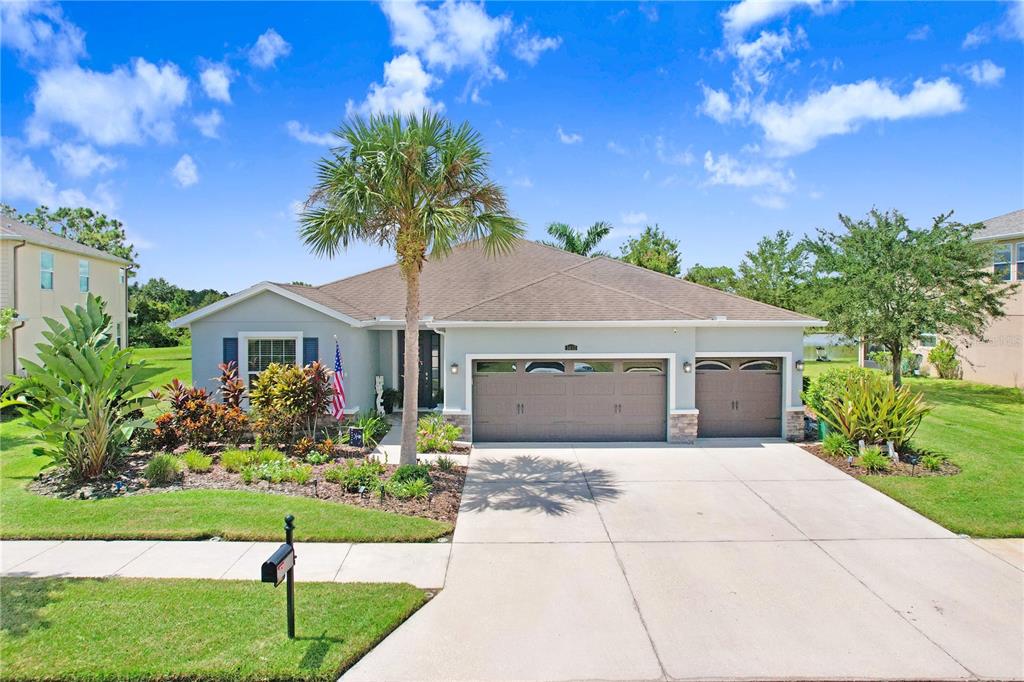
[261,514,297,638]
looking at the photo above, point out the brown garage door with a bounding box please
[695,357,782,437]
[473,359,667,442]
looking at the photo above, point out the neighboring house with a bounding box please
[1,216,131,379]
[917,208,1024,388]
[172,240,824,443]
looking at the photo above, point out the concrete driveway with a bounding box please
[344,441,1024,681]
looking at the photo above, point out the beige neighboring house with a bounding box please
[917,208,1023,388]
[1,215,131,381]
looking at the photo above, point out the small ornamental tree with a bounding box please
[684,264,738,292]
[2,295,154,479]
[805,209,1015,386]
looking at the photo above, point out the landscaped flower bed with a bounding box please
[797,441,960,478]
[30,446,468,526]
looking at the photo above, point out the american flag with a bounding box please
[331,340,346,420]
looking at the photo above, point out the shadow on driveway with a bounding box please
[461,455,620,516]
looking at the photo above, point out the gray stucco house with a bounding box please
[172,240,824,443]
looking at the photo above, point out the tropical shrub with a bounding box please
[342,411,390,447]
[2,295,154,480]
[815,373,930,450]
[391,463,432,485]
[434,455,456,472]
[249,362,334,444]
[241,459,313,485]
[139,412,180,451]
[317,438,335,456]
[921,454,944,471]
[217,405,248,446]
[303,361,333,435]
[220,447,285,473]
[144,453,181,484]
[293,436,315,458]
[214,361,246,408]
[858,446,891,473]
[387,477,432,500]
[821,432,856,459]
[159,379,219,448]
[802,366,875,415]
[927,340,961,379]
[181,449,213,473]
[325,458,386,491]
[416,413,461,453]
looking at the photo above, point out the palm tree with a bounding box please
[541,221,612,256]
[299,112,524,464]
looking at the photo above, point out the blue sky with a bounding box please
[2,1,1022,291]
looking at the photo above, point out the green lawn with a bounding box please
[1,345,451,542]
[1,577,426,681]
[862,378,1023,537]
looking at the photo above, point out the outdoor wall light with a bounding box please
[682,361,693,373]
[795,360,805,371]
[450,362,459,375]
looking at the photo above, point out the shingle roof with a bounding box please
[297,239,816,323]
[973,209,1024,241]
[0,215,133,265]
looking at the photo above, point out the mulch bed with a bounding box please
[29,447,470,527]
[798,441,961,478]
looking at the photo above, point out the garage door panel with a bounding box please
[473,358,667,442]
[696,358,781,438]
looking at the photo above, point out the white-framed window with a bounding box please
[40,251,54,290]
[79,260,90,292]
[1017,243,1024,281]
[241,333,301,385]
[993,244,1012,281]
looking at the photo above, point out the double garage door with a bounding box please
[473,359,667,442]
[695,357,782,437]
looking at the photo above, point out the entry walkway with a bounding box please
[344,440,1024,682]
[0,539,451,588]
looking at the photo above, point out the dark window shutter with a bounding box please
[303,337,319,365]
[223,337,238,365]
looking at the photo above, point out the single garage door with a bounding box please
[695,357,782,437]
[473,359,667,442]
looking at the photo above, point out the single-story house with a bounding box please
[171,240,825,443]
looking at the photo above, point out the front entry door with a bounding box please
[397,330,441,408]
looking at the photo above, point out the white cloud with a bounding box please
[721,0,840,38]
[171,154,198,188]
[511,29,562,65]
[655,136,695,165]
[607,140,627,155]
[703,151,794,192]
[557,126,582,144]
[731,27,806,89]
[907,25,931,41]
[962,59,1006,87]
[248,28,291,68]
[621,211,648,225]
[285,120,334,146]
[193,109,223,138]
[51,143,119,178]
[639,2,660,22]
[381,0,510,72]
[0,1,85,65]
[199,64,233,103]
[752,78,965,156]
[699,85,740,123]
[1,138,115,212]
[510,175,533,188]
[346,54,442,117]
[963,2,1024,48]
[27,58,189,146]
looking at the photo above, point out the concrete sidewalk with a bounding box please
[0,539,451,588]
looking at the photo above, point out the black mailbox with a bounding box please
[261,543,294,586]
[348,426,365,448]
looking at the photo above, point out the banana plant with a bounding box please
[2,295,155,480]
